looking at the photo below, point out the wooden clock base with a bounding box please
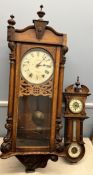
[16,154,58,172]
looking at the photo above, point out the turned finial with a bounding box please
[74,76,81,91]
[8,15,16,26]
[75,76,80,87]
[37,5,45,19]
[40,5,43,11]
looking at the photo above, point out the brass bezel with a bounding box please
[69,98,83,114]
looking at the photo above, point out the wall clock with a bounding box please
[0,5,68,172]
[63,77,90,163]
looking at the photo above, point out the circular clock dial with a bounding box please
[21,48,54,84]
[68,143,81,158]
[69,99,83,113]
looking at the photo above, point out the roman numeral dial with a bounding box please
[21,48,54,84]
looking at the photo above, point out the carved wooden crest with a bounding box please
[33,5,49,39]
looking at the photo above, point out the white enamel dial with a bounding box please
[69,99,83,113]
[68,143,81,158]
[21,48,54,84]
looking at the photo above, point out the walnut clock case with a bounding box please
[64,77,90,163]
[0,6,68,172]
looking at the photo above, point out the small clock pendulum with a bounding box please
[63,76,90,163]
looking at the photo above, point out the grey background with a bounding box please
[0,0,93,137]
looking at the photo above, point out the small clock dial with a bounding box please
[68,143,81,158]
[69,99,83,113]
[21,48,54,84]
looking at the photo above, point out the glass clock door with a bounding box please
[16,95,52,147]
[16,48,54,148]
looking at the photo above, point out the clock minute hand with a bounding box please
[36,58,45,67]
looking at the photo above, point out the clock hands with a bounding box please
[36,64,51,68]
[36,58,45,67]
[73,102,79,110]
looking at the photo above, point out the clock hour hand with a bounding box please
[36,64,51,68]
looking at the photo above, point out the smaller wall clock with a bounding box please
[63,76,90,163]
